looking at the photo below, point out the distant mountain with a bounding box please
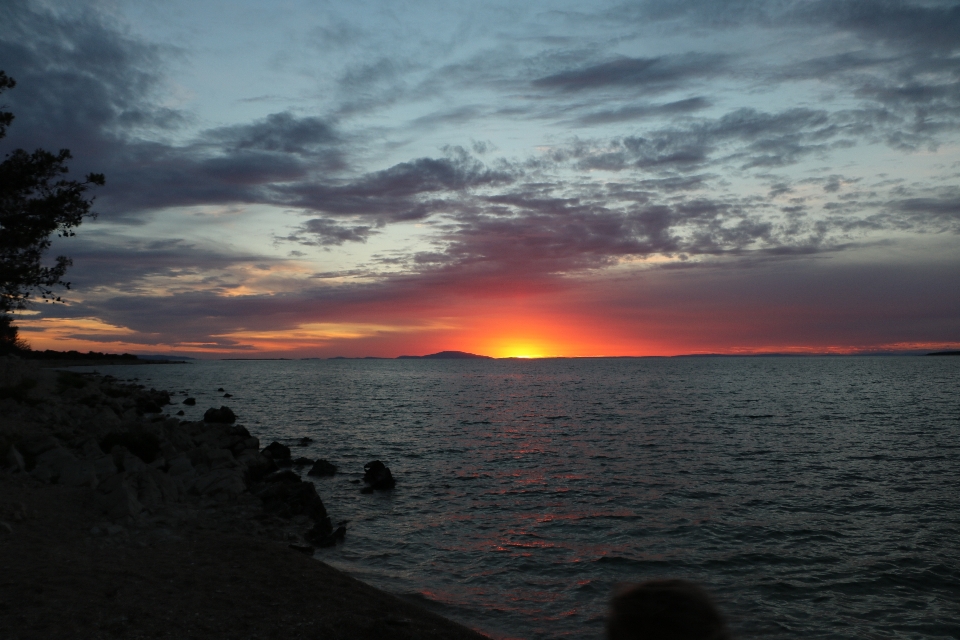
[397,350,492,359]
[138,354,196,361]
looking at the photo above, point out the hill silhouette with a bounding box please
[397,350,491,359]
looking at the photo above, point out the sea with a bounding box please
[70,356,960,639]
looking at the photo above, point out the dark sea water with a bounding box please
[78,357,960,639]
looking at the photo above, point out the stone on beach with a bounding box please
[3,444,26,473]
[362,460,396,491]
[307,459,337,477]
[261,441,291,464]
[203,405,237,424]
[256,474,330,523]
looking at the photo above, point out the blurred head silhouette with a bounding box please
[607,579,731,640]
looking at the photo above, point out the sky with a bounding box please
[1,0,959,358]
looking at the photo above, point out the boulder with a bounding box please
[17,435,61,461]
[183,397,196,406]
[231,436,260,456]
[318,525,347,548]
[238,451,276,482]
[307,459,337,477]
[100,432,160,464]
[58,458,99,488]
[189,468,246,501]
[257,478,328,521]
[94,472,143,519]
[136,398,162,414]
[297,437,313,447]
[261,441,291,463]
[31,447,85,484]
[92,455,118,480]
[362,460,396,490]
[194,423,251,451]
[205,447,238,470]
[263,469,301,484]
[304,520,337,546]
[203,406,236,424]
[166,454,194,477]
[111,446,147,474]
[3,445,25,473]
[291,456,313,467]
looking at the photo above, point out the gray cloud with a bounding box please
[533,53,727,93]
[574,97,711,125]
[285,218,380,246]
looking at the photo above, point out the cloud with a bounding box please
[285,218,379,246]
[574,97,711,125]
[275,150,516,221]
[533,53,727,93]
[203,112,339,155]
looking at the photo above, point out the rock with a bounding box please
[307,459,337,477]
[203,406,236,424]
[183,397,196,406]
[261,441,291,463]
[17,435,61,460]
[161,422,193,452]
[217,387,224,392]
[136,399,162,414]
[92,455,118,479]
[231,436,260,456]
[288,544,314,554]
[194,423,251,451]
[100,432,160,464]
[257,478,328,521]
[58,458,98,488]
[321,525,347,548]
[304,518,332,543]
[305,522,344,548]
[94,472,143,519]
[149,389,172,406]
[360,486,374,494]
[176,410,184,416]
[186,444,239,475]
[263,469,301,484]
[238,451,276,482]
[3,445,25,473]
[190,468,246,501]
[111,447,147,474]
[206,447,237,470]
[0,521,12,535]
[291,456,313,467]
[166,455,194,477]
[297,437,313,446]
[30,447,79,484]
[223,393,232,398]
[135,469,165,510]
[362,460,396,490]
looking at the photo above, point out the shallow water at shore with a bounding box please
[72,357,960,639]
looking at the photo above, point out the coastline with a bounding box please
[0,356,489,639]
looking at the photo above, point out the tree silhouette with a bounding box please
[0,71,104,353]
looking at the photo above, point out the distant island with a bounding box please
[9,350,192,366]
[397,350,492,359]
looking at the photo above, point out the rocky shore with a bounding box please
[0,356,489,639]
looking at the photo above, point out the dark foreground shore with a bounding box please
[0,357,488,640]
